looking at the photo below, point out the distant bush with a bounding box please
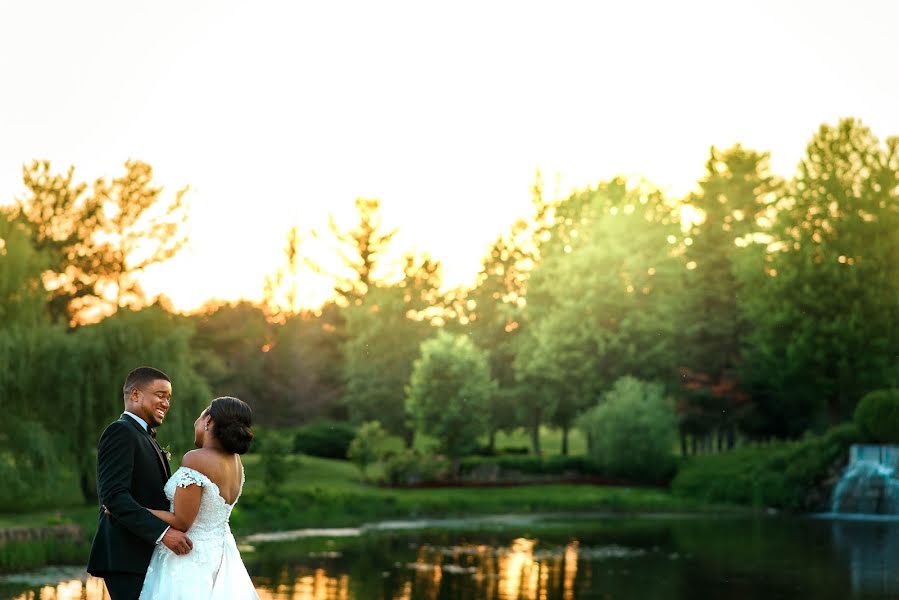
[577,377,678,482]
[671,423,860,510]
[293,419,357,459]
[347,421,391,476]
[382,450,451,486]
[854,389,899,444]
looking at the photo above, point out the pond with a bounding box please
[3,512,899,599]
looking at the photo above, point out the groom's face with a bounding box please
[132,379,173,428]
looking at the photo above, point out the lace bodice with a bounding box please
[141,465,257,599]
[163,466,244,541]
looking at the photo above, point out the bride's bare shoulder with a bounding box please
[180,449,220,475]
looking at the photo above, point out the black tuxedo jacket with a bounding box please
[87,414,172,576]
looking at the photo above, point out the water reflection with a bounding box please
[830,518,899,596]
[8,515,899,599]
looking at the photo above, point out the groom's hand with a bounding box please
[161,528,193,555]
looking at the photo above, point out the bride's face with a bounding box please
[193,408,211,447]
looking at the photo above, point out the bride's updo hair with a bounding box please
[208,396,254,455]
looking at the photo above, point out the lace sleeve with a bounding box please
[174,467,205,489]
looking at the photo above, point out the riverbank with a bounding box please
[0,454,747,573]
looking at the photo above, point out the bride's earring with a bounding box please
[204,423,209,431]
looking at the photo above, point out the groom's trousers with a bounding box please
[102,572,144,600]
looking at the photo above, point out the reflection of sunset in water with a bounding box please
[10,575,109,599]
[4,536,585,599]
[254,568,349,600]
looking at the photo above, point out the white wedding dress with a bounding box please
[140,466,258,599]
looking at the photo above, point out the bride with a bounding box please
[139,396,259,599]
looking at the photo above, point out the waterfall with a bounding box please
[831,445,899,515]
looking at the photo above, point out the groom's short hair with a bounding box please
[123,366,171,400]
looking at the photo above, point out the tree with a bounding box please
[740,118,899,434]
[10,161,101,322]
[11,160,188,324]
[0,217,71,509]
[321,198,397,306]
[263,225,305,321]
[0,214,48,326]
[265,303,345,424]
[188,302,281,424]
[677,145,780,449]
[92,160,188,314]
[406,331,495,473]
[340,282,435,443]
[460,172,553,453]
[516,178,683,455]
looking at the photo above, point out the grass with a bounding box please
[0,424,734,573]
[229,453,740,535]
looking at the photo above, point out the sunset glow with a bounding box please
[2,0,898,311]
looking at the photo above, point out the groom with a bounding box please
[87,366,193,600]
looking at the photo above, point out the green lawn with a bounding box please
[230,453,740,535]
[0,451,744,572]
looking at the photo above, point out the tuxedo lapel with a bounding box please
[120,414,170,480]
[149,435,172,479]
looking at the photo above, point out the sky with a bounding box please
[2,0,898,311]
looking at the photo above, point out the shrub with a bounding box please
[257,429,293,494]
[293,419,357,459]
[347,421,390,476]
[382,450,451,486]
[577,377,678,482]
[671,423,860,510]
[854,389,899,444]
[458,455,604,478]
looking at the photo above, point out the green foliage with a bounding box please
[854,389,899,443]
[188,302,276,419]
[672,423,860,510]
[12,160,187,322]
[677,146,778,439]
[406,331,495,460]
[228,453,719,535]
[347,421,390,475]
[381,450,451,486]
[460,181,551,445]
[577,377,678,482]
[257,429,293,494]
[342,284,436,440]
[265,305,344,423]
[739,119,899,433]
[0,420,72,511]
[0,537,90,573]
[293,419,357,459]
[517,179,684,455]
[0,215,48,326]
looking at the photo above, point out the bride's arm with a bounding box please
[146,453,205,531]
[147,486,200,531]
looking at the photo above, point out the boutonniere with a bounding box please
[162,444,173,462]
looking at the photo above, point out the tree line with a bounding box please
[1,118,897,507]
